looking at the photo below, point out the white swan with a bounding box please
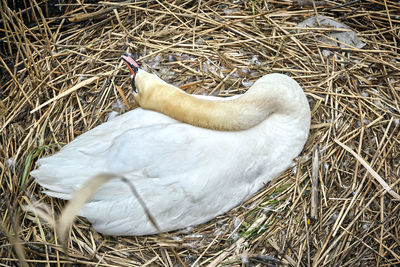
[30,53,310,235]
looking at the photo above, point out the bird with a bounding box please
[30,53,311,236]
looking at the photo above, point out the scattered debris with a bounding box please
[297,15,366,48]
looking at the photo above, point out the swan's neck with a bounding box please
[134,70,305,131]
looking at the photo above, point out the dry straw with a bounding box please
[1,0,399,266]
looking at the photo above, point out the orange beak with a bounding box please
[121,53,139,77]
[121,53,139,93]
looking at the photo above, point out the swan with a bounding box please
[30,53,310,236]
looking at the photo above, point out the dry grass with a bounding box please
[1,0,400,266]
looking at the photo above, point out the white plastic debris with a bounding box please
[324,162,330,172]
[107,111,119,121]
[168,55,176,62]
[223,8,239,15]
[251,55,261,66]
[241,78,254,87]
[297,15,365,49]
[112,100,126,110]
[322,49,332,58]
[6,158,16,172]
[233,216,242,228]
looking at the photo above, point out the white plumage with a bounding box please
[31,58,310,235]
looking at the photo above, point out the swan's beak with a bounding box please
[121,53,139,93]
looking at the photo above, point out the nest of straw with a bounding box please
[1,0,399,266]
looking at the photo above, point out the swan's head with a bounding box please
[121,52,139,93]
[121,53,168,108]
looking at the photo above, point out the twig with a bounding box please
[30,71,114,113]
[311,147,319,219]
[334,139,400,200]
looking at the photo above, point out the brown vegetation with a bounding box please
[1,0,399,266]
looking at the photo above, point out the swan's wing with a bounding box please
[33,120,232,194]
[31,108,178,194]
